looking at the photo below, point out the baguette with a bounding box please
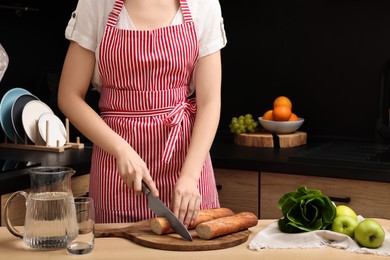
[196,212,258,240]
[150,208,235,235]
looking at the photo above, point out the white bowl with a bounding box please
[258,117,304,134]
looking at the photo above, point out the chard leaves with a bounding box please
[277,185,336,233]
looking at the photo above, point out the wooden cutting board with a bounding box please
[95,219,250,251]
[234,131,307,148]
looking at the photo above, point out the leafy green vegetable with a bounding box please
[277,185,336,233]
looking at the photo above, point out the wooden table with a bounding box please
[0,219,389,260]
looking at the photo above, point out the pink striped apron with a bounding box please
[89,0,220,223]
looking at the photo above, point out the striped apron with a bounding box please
[89,0,220,223]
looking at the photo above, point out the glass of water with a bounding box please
[67,197,95,254]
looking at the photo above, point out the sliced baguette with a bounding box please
[150,207,235,235]
[196,212,258,240]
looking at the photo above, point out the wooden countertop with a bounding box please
[1,219,389,260]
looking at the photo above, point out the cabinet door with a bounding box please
[260,172,390,219]
[71,174,90,197]
[214,168,259,217]
[1,174,90,226]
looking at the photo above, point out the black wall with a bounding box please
[1,0,390,143]
[220,0,390,143]
[0,0,88,142]
[0,0,77,102]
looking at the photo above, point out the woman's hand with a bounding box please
[171,175,201,227]
[115,146,159,197]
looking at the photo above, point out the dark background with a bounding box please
[1,0,390,144]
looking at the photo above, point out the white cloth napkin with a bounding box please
[249,216,390,256]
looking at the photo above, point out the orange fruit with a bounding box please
[273,96,292,109]
[288,113,298,121]
[273,105,292,121]
[263,110,273,120]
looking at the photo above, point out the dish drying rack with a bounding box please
[0,118,84,152]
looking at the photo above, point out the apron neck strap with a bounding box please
[180,0,193,23]
[107,0,124,26]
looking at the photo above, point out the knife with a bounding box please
[142,182,193,241]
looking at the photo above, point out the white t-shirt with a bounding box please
[65,0,227,91]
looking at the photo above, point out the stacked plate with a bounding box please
[0,43,8,82]
[0,87,67,147]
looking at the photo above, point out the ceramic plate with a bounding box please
[0,43,8,82]
[38,112,67,147]
[11,93,39,143]
[0,88,31,142]
[21,100,54,144]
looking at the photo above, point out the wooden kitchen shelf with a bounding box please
[0,118,84,152]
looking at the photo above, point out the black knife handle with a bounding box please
[141,181,151,195]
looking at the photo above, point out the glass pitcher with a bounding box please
[4,166,78,249]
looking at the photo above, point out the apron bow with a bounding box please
[162,99,196,163]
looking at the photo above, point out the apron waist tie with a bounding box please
[162,98,196,163]
[100,98,197,163]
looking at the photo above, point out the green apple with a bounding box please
[332,215,358,238]
[354,219,385,248]
[336,205,357,220]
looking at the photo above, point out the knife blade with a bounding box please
[142,182,193,241]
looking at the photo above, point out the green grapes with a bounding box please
[229,114,258,134]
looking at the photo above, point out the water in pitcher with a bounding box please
[24,192,78,249]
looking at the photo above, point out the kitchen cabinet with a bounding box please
[0,173,90,226]
[214,168,259,217]
[71,173,90,197]
[260,172,390,219]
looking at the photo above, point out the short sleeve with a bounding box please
[64,0,115,91]
[64,0,108,52]
[195,0,227,57]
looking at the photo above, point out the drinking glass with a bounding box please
[66,197,95,254]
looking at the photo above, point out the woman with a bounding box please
[58,0,227,226]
